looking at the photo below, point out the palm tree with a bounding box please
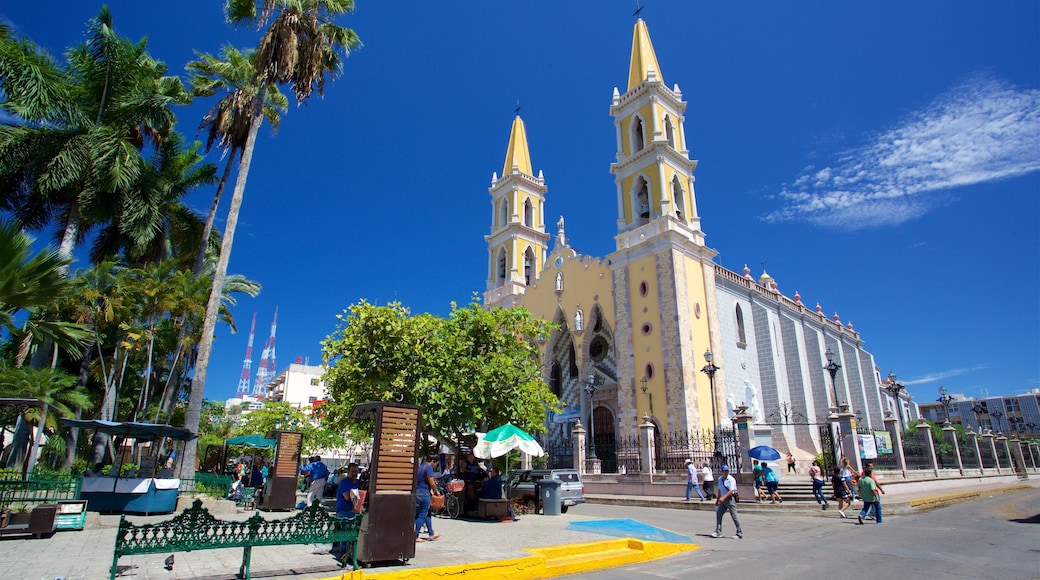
[0,367,92,473]
[186,45,288,272]
[180,0,360,477]
[0,219,92,366]
[0,7,188,264]
[89,133,218,269]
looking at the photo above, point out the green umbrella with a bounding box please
[474,423,544,459]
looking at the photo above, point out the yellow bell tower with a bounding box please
[608,19,722,436]
[485,115,551,308]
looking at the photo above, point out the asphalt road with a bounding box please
[567,489,1040,580]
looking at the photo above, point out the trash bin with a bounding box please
[540,479,563,516]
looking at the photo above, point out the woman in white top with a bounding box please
[701,464,715,499]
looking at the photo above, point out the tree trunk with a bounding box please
[194,149,240,274]
[62,350,93,469]
[58,201,82,269]
[181,85,268,479]
[4,416,29,469]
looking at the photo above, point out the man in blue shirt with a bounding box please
[331,463,360,561]
[415,454,441,542]
[479,468,518,521]
[301,456,331,507]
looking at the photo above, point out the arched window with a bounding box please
[499,198,509,228]
[672,175,686,221]
[550,362,562,397]
[635,176,650,224]
[523,199,534,228]
[524,247,535,285]
[633,117,645,152]
[664,115,675,148]
[735,303,747,347]
[568,344,578,378]
[497,247,508,285]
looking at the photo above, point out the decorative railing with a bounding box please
[614,433,642,474]
[933,432,959,470]
[902,433,932,471]
[0,471,82,509]
[180,473,234,498]
[979,441,997,469]
[958,439,980,470]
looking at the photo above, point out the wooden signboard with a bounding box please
[260,431,303,511]
[350,402,421,564]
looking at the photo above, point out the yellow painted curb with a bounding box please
[908,484,1033,511]
[321,539,698,580]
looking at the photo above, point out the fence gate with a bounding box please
[817,425,837,472]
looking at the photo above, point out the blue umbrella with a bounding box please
[747,445,781,461]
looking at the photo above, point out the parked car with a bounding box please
[507,469,585,513]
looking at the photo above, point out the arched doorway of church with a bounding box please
[592,406,616,473]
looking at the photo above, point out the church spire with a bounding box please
[628,18,663,91]
[502,115,533,176]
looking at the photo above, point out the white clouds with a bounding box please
[903,364,990,386]
[763,75,1040,229]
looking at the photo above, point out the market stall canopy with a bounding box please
[474,423,544,459]
[226,434,276,448]
[61,419,196,441]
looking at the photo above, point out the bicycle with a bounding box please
[433,478,462,519]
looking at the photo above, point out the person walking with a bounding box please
[831,465,853,518]
[856,466,882,524]
[301,456,331,506]
[685,459,706,501]
[701,463,715,500]
[415,454,441,542]
[786,452,797,474]
[761,461,782,503]
[809,460,828,510]
[862,462,885,521]
[839,457,857,500]
[710,465,743,539]
[752,459,765,502]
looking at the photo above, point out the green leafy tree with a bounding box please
[182,0,361,478]
[321,299,559,452]
[232,401,345,456]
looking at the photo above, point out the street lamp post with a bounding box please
[937,386,954,426]
[700,350,720,431]
[640,377,653,417]
[884,372,907,432]
[971,403,986,432]
[824,347,842,411]
[991,410,1005,434]
[584,373,598,457]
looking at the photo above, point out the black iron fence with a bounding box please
[933,432,959,470]
[902,431,933,470]
[958,437,980,470]
[614,433,642,474]
[657,430,721,474]
[818,425,836,472]
[995,440,1011,470]
[979,439,997,468]
[544,439,573,470]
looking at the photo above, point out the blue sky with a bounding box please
[3,2,1038,407]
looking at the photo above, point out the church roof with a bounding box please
[502,115,533,176]
[628,18,664,91]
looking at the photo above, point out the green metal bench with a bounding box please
[110,499,363,579]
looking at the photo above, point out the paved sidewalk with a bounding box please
[1,478,1034,580]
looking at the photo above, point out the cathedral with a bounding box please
[483,19,891,466]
